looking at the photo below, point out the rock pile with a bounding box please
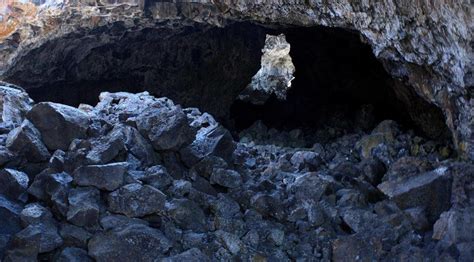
[0,85,472,261]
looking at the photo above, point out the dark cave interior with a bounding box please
[5,22,450,142]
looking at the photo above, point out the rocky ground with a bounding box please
[0,83,473,261]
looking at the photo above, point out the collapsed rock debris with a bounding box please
[0,85,472,261]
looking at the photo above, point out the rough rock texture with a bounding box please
[0,0,472,159]
[0,90,471,260]
[238,34,295,105]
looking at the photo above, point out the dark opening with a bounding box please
[3,22,450,142]
[230,26,450,141]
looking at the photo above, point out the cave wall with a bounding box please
[0,0,472,158]
[2,22,267,120]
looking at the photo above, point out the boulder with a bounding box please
[107,183,166,217]
[140,165,173,191]
[0,84,33,126]
[8,222,63,254]
[55,247,93,262]
[6,120,50,162]
[433,207,474,247]
[378,166,452,223]
[27,102,90,151]
[290,151,323,171]
[88,223,172,262]
[0,169,29,202]
[67,187,100,227]
[20,203,54,227]
[73,162,127,191]
[59,223,93,249]
[166,199,207,232]
[86,125,126,164]
[180,110,235,166]
[0,196,22,257]
[210,168,242,189]
[136,105,196,151]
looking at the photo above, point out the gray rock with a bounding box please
[433,207,474,247]
[55,247,93,262]
[6,120,51,162]
[73,162,127,191]
[107,183,166,217]
[67,187,100,227]
[0,85,33,126]
[180,111,235,166]
[0,196,22,257]
[88,223,172,262]
[9,222,63,254]
[0,169,29,202]
[59,223,92,249]
[27,102,90,151]
[86,125,125,164]
[123,125,157,167]
[210,168,242,188]
[136,105,196,151]
[161,248,210,262]
[20,203,53,227]
[99,214,149,230]
[44,172,73,217]
[140,165,173,191]
[378,166,452,222]
[166,199,207,232]
[290,151,323,171]
[215,230,242,255]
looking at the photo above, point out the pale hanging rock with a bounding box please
[238,34,295,105]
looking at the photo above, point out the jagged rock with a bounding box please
[238,34,295,104]
[139,165,173,191]
[433,207,474,247]
[67,187,100,228]
[0,84,33,126]
[6,120,50,163]
[290,151,323,171]
[161,248,210,262]
[0,169,29,202]
[135,102,196,151]
[99,214,149,231]
[288,172,336,202]
[378,166,453,222]
[122,125,157,167]
[73,162,127,191]
[55,247,93,262]
[26,102,90,151]
[8,222,63,255]
[88,223,172,262]
[44,172,73,216]
[210,168,242,189]
[215,230,242,255]
[58,223,92,249]
[0,196,22,257]
[181,109,235,166]
[166,199,207,232]
[86,125,126,164]
[20,203,53,227]
[107,183,166,217]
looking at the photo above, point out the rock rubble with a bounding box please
[0,85,472,261]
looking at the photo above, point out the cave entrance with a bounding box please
[3,22,450,143]
[230,26,450,142]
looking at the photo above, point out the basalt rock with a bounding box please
[0,90,472,260]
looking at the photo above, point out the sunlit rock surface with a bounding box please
[238,34,295,105]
